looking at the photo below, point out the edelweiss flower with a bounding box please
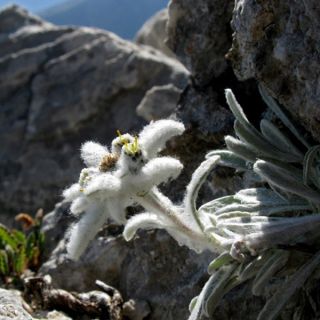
[63,120,185,260]
[123,155,225,254]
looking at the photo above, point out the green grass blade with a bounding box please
[0,225,18,250]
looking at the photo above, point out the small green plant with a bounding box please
[0,209,45,285]
[63,87,320,320]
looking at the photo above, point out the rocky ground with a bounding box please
[1,0,320,319]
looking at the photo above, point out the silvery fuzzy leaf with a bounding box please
[188,264,237,320]
[198,195,238,215]
[202,263,238,317]
[215,211,253,221]
[184,156,221,232]
[239,250,274,282]
[303,145,320,190]
[224,135,257,163]
[205,149,249,170]
[234,188,290,205]
[214,188,310,217]
[188,275,216,320]
[207,252,234,274]
[258,85,310,149]
[244,214,320,252]
[257,250,320,320]
[225,89,260,135]
[254,160,320,204]
[252,250,289,296]
[234,120,301,163]
[225,89,301,163]
[189,296,198,312]
[217,216,285,235]
[260,119,303,160]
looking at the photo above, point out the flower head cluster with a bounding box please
[63,120,186,260]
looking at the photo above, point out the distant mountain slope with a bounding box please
[39,0,168,39]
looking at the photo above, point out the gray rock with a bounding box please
[136,84,183,121]
[166,0,234,85]
[33,310,71,320]
[122,299,151,320]
[40,225,213,320]
[0,5,189,215]
[0,289,32,320]
[228,0,320,142]
[135,9,176,59]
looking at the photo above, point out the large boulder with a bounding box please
[136,84,182,121]
[166,0,234,86]
[40,217,213,320]
[228,0,320,142]
[0,5,189,215]
[135,9,176,59]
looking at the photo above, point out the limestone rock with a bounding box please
[136,84,182,121]
[0,289,32,320]
[166,0,234,85]
[135,9,176,59]
[40,225,213,320]
[229,0,320,142]
[0,5,189,215]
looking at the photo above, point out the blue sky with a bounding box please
[0,0,66,12]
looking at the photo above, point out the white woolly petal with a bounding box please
[84,173,121,197]
[81,141,109,167]
[139,120,185,158]
[123,210,209,253]
[106,198,132,225]
[70,196,89,215]
[133,157,183,191]
[122,213,158,241]
[123,212,173,241]
[63,183,82,202]
[67,201,107,261]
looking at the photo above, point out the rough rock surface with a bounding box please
[135,9,176,59]
[0,289,32,320]
[229,0,320,142]
[0,5,189,215]
[136,84,182,121]
[40,217,213,320]
[167,0,234,85]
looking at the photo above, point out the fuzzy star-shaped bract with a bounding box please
[63,120,185,260]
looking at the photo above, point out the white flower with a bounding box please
[124,156,225,254]
[63,119,185,260]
